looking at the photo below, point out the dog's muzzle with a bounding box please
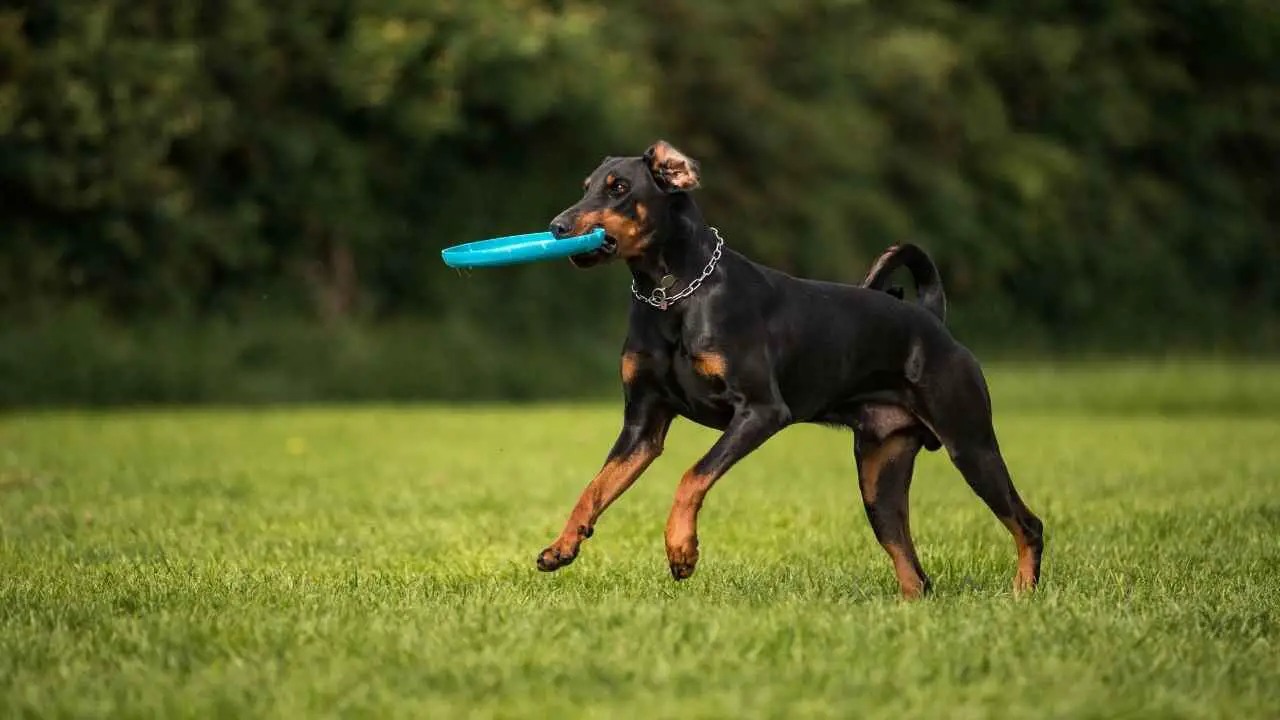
[569,232,618,268]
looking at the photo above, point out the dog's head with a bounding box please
[549,140,701,268]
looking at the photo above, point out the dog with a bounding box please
[537,140,1043,598]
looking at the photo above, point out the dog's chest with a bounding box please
[655,346,735,429]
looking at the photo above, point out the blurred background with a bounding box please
[1,0,1277,407]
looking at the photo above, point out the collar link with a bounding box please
[630,227,725,311]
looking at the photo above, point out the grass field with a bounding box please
[2,362,1278,718]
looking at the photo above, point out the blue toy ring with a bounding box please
[441,228,608,269]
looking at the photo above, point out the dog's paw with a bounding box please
[1012,574,1038,596]
[900,575,933,600]
[666,535,699,581]
[536,545,577,572]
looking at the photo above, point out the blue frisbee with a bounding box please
[441,228,607,269]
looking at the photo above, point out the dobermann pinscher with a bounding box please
[538,140,1043,598]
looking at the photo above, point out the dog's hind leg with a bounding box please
[855,430,931,599]
[916,349,1044,593]
[950,442,1043,593]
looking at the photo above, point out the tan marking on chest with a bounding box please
[621,352,641,384]
[693,351,727,378]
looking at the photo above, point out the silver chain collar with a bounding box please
[630,227,725,310]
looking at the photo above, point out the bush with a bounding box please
[1,0,1277,403]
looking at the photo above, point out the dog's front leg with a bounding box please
[536,394,672,572]
[666,403,789,580]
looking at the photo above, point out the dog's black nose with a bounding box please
[549,217,574,239]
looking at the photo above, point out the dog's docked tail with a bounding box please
[861,244,947,323]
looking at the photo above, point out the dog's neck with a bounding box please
[628,195,719,294]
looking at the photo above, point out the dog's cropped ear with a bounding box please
[644,140,700,192]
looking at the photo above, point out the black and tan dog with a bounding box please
[537,140,1043,598]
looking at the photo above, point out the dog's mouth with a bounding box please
[569,232,619,269]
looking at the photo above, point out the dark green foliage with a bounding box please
[1,1,1277,403]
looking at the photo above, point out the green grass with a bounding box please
[2,363,1279,718]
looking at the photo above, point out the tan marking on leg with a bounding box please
[884,542,927,599]
[620,352,640,384]
[859,433,912,504]
[539,447,660,570]
[573,452,655,529]
[665,468,713,579]
[859,433,928,599]
[693,351,726,379]
[1003,517,1038,593]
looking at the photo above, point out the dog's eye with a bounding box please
[608,180,629,197]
